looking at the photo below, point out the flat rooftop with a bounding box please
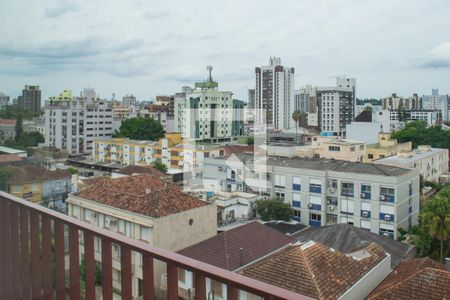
[212,154,412,177]
[375,148,447,165]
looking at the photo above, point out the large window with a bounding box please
[309,183,322,194]
[274,174,285,188]
[328,146,340,152]
[341,182,354,197]
[292,176,301,191]
[361,184,371,199]
[292,193,301,208]
[275,192,285,201]
[140,226,150,241]
[380,187,395,202]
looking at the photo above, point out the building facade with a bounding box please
[203,154,420,239]
[174,68,244,142]
[44,89,114,154]
[19,85,41,114]
[365,133,412,162]
[0,92,10,108]
[382,93,421,111]
[255,57,295,130]
[294,85,316,113]
[421,89,449,121]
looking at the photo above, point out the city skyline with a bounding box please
[1,0,450,101]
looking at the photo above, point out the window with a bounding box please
[361,184,371,199]
[327,179,337,189]
[327,196,337,206]
[275,192,285,201]
[368,154,374,159]
[309,213,321,222]
[292,193,301,208]
[292,176,301,191]
[11,185,21,193]
[274,174,285,188]
[293,209,301,221]
[326,214,337,224]
[178,267,186,284]
[341,182,354,197]
[380,187,395,202]
[328,146,340,152]
[140,226,150,241]
[309,183,322,194]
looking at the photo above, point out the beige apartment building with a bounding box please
[67,174,217,298]
[310,136,366,162]
[365,133,412,162]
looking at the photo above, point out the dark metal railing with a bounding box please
[0,191,309,300]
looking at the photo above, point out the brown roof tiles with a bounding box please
[367,257,450,300]
[6,164,71,185]
[75,174,207,218]
[178,221,293,271]
[117,165,167,178]
[242,241,387,300]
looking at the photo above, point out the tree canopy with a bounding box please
[391,121,450,149]
[255,199,293,222]
[153,161,168,173]
[113,117,165,141]
[0,105,40,120]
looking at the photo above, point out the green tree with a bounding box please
[67,167,79,175]
[113,117,165,141]
[153,161,168,173]
[15,114,23,143]
[0,105,39,120]
[255,199,293,222]
[391,121,450,149]
[17,131,44,147]
[421,196,450,262]
[292,110,301,144]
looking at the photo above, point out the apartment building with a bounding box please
[422,89,449,121]
[294,85,316,113]
[44,89,114,154]
[382,93,421,110]
[0,91,10,108]
[388,109,441,125]
[67,174,217,298]
[374,145,449,183]
[317,78,355,137]
[310,136,366,162]
[174,67,244,142]
[365,133,412,162]
[93,133,225,178]
[203,154,420,239]
[255,57,295,130]
[19,85,41,114]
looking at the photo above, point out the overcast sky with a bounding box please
[1,0,450,101]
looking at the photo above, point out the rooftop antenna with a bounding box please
[206,65,213,82]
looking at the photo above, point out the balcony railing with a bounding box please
[0,191,308,300]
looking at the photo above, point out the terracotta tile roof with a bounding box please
[178,221,293,271]
[0,119,16,125]
[242,241,387,299]
[75,174,207,218]
[6,164,71,185]
[117,165,167,178]
[367,258,450,300]
[0,154,23,163]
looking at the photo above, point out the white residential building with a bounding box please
[44,89,114,154]
[294,85,316,113]
[374,145,449,183]
[422,89,449,121]
[382,93,421,110]
[203,154,420,239]
[255,57,295,130]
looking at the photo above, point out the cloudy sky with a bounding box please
[1,0,450,101]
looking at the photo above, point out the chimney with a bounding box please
[445,257,450,271]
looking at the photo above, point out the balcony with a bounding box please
[0,191,305,300]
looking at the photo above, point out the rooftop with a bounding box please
[367,258,450,300]
[6,164,71,185]
[374,147,448,165]
[75,174,207,218]
[241,241,387,300]
[292,223,414,268]
[178,221,293,271]
[264,221,308,236]
[0,119,16,125]
[0,146,27,154]
[116,165,167,178]
[213,154,412,177]
[0,153,23,164]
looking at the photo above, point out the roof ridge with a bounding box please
[299,244,322,299]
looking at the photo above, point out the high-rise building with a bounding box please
[294,84,316,113]
[19,85,41,114]
[422,89,449,121]
[45,89,114,154]
[317,77,356,137]
[174,66,244,142]
[255,57,295,130]
[122,94,137,108]
[382,93,421,111]
[247,89,255,110]
[0,92,10,108]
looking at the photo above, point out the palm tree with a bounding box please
[292,110,301,144]
[421,196,450,262]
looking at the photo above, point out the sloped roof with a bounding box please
[367,258,450,300]
[0,154,23,163]
[293,223,414,267]
[75,174,207,218]
[242,241,387,300]
[178,221,293,271]
[117,165,167,178]
[6,164,71,185]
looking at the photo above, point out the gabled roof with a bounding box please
[117,165,167,178]
[242,241,387,300]
[367,258,450,300]
[264,221,308,235]
[75,174,207,218]
[178,221,293,271]
[293,223,414,267]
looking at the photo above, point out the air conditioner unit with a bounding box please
[384,215,391,221]
[360,193,366,198]
[379,195,386,201]
[362,211,369,217]
[328,205,335,211]
[382,232,390,237]
[308,203,313,209]
[329,188,335,193]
